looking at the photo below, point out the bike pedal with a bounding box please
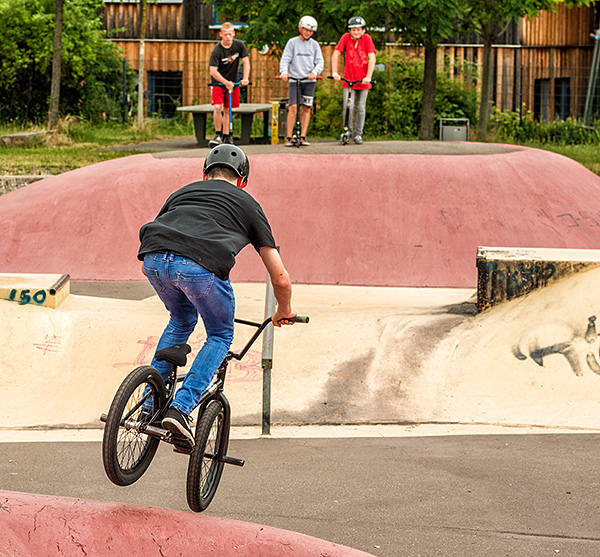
[170,434,194,455]
[173,444,193,455]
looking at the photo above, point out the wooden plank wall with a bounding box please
[112,39,594,121]
[103,1,213,40]
[520,4,595,46]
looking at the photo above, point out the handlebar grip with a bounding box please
[291,315,309,324]
[277,315,309,324]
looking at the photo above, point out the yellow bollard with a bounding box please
[271,101,279,145]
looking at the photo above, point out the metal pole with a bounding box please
[122,59,127,123]
[261,272,276,436]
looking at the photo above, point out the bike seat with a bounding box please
[154,344,191,367]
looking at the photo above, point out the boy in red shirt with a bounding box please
[331,17,376,144]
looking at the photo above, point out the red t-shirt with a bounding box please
[335,33,376,90]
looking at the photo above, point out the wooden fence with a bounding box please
[111,39,596,122]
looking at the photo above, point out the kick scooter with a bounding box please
[210,81,251,145]
[276,75,321,147]
[328,76,375,145]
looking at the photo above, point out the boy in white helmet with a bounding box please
[279,16,324,146]
[331,16,376,144]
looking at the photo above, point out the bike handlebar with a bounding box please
[230,315,309,360]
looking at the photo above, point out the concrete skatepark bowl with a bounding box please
[2,140,600,555]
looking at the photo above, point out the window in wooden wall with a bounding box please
[534,78,551,122]
[147,71,183,118]
[554,77,570,120]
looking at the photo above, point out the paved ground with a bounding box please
[105,136,521,156]
[2,426,600,556]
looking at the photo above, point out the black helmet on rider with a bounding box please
[203,144,250,189]
[348,16,366,29]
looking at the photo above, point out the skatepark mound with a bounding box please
[2,144,600,287]
[0,490,374,556]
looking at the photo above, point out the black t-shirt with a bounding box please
[209,40,249,84]
[138,179,276,281]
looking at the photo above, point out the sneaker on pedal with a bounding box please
[223,134,234,145]
[354,135,363,144]
[162,406,195,448]
[209,134,223,147]
[300,137,310,146]
[284,137,294,147]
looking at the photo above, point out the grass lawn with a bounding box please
[1,119,600,177]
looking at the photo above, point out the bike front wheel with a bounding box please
[186,400,228,512]
[102,365,166,486]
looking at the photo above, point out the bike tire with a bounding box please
[102,365,166,486]
[186,400,228,512]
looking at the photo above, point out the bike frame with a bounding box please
[119,317,272,460]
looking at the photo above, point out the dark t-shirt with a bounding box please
[138,179,276,281]
[209,40,249,84]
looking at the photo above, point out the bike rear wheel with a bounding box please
[102,365,166,486]
[186,400,228,512]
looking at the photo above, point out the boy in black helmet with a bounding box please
[331,16,376,144]
[138,145,296,449]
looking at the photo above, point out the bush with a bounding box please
[0,0,128,123]
[489,108,600,145]
[311,52,478,139]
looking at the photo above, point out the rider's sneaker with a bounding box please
[354,135,363,144]
[162,406,195,447]
[284,137,294,147]
[209,133,223,147]
[300,137,310,146]
[223,134,234,145]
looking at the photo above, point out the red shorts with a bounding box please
[211,86,240,108]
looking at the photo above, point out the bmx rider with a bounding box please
[138,145,296,448]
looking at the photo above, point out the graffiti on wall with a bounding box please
[479,261,557,306]
[112,333,263,382]
[513,314,600,377]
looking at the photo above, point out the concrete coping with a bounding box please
[0,273,70,308]
[478,246,600,262]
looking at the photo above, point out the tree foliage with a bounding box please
[0,0,125,123]
[463,0,593,138]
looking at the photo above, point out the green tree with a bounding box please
[219,0,466,140]
[398,0,463,139]
[464,0,593,139]
[0,0,125,123]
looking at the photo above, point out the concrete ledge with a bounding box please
[0,130,55,148]
[0,273,70,309]
[476,246,600,311]
[0,175,52,194]
[0,490,374,556]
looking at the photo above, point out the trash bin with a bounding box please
[439,118,469,141]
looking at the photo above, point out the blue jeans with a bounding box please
[144,251,235,416]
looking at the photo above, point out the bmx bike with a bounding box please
[209,81,252,146]
[276,75,321,147]
[101,314,308,512]
[328,76,374,145]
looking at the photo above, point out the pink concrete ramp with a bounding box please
[0,490,373,556]
[2,145,600,287]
